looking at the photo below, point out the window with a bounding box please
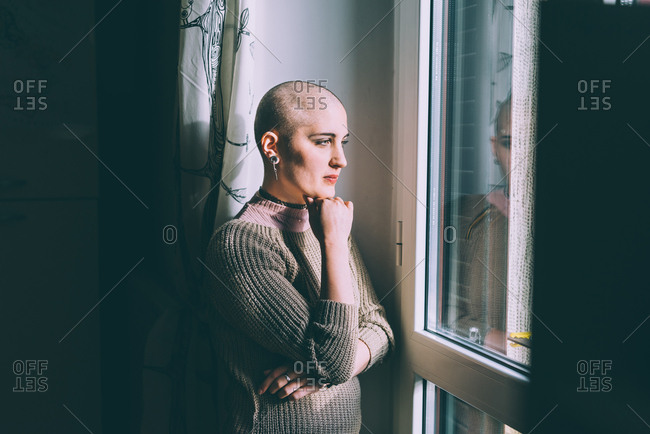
[428,0,531,365]
[423,381,521,434]
[393,0,536,432]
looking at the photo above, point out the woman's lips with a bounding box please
[323,175,338,184]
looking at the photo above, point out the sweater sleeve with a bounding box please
[349,237,396,374]
[203,222,359,385]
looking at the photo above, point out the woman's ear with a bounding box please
[261,130,280,159]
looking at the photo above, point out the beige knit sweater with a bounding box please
[203,192,395,433]
[453,192,508,352]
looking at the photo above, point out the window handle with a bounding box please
[396,220,403,266]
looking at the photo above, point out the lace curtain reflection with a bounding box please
[506,0,539,366]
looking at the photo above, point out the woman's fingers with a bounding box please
[267,370,297,395]
[277,378,322,400]
[258,364,326,401]
[287,384,321,401]
[301,195,353,246]
[302,195,314,208]
[275,377,303,399]
[258,365,306,396]
[282,381,327,401]
[258,365,290,395]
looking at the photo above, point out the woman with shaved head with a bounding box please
[204,81,395,433]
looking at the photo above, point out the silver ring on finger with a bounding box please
[283,374,291,383]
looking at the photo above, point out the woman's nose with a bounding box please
[331,144,347,168]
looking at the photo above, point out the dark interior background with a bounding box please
[532,2,650,433]
[96,0,181,432]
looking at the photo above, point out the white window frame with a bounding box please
[392,1,529,432]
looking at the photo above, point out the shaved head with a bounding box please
[254,81,344,151]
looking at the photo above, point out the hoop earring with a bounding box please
[270,155,279,180]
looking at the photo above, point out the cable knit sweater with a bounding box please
[203,191,395,434]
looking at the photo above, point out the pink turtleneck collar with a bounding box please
[486,188,509,218]
[234,190,310,232]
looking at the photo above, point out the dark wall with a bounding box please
[95,0,180,432]
[532,3,650,433]
[2,1,105,432]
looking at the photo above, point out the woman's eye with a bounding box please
[342,140,349,147]
[315,139,331,145]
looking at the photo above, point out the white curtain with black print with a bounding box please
[178,0,259,263]
[213,3,260,228]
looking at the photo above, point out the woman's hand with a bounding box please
[303,195,353,247]
[305,195,355,304]
[258,363,329,401]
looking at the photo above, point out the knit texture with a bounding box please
[453,193,508,353]
[203,193,395,433]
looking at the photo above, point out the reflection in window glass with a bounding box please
[427,0,531,363]
[424,382,520,434]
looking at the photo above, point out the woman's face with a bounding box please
[277,100,349,202]
[491,103,511,180]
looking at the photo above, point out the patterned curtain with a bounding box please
[140,1,257,432]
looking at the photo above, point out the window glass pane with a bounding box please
[427,0,531,364]
[424,382,521,434]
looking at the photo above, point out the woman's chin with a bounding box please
[304,186,335,199]
[319,186,337,198]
